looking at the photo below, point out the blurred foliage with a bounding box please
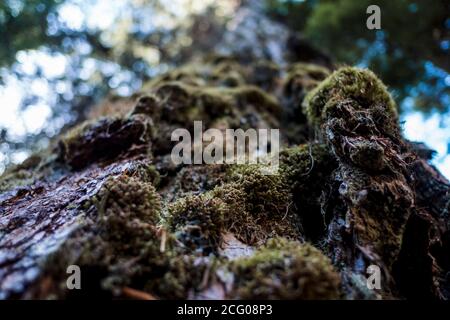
[0,0,62,66]
[267,0,450,112]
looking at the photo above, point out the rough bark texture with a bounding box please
[1,4,449,300]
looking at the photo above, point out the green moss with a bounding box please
[231,85,281,114]
[166,163,301,251]
[95,174,162,227]
[39,173,173,298]
[210,60,246,87]
[228,238,341,299]
[151,254,216,299]
[133,59,282,146]
[287,63,330,83]
[251,60,280,89]
[86,172,218,299]
[153,81,233,125]
[279,143,336,190]
[193,86,235,116]
[226,164,290,216]
[218,164,301,245]
[144,64,207,89]
[0,169,34,193]
[131,93,160,117]
[303,67,397,127]
[135,164,161,188]
[154,81,280,124]
[146,59,247,90]
[166,164,226,201]
[211,183,259,243]
[284,63,330,101]
[301,70,413,273]
[91,174,163,259]
[167,193,227,255]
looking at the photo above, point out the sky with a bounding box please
[402,110,450,177]
[0,0,449,178]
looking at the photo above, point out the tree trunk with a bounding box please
[0,3,449,300]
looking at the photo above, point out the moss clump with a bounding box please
[166,163,301,252]
[151,255,216,299]
[300,67,414,274]
[59,114,151,169]
[146,59,247,90]
[279,143,336,192]
[210,60,247,87]
[93,173,165,264]
[289,63,330,80]
[144,63,208,88]
[226,164,290,217]
[153,81,280,124]
[250,60,280,90]
[166,164,226,202]
[153,81,233,125]
[284,63,330,107]
[93,174,162,254]
[130,163,161,188]
[218,164,300,245]
[211,184,259,243]
[167,194,227,255]
[95,174,162,228]
[38,174,167,299]
[231,85,281,114]
[90,174,223,298]
[192,87,235,117]
[99,176,221,299]
[303,67,397,127]
[74,173,217,299]
[131,93,160,117]
[134,59,283,156]
[285,63,330,90]
[228,238,341,299]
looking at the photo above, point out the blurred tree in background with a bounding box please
[267,0,450,112]
[0,0,61,66]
